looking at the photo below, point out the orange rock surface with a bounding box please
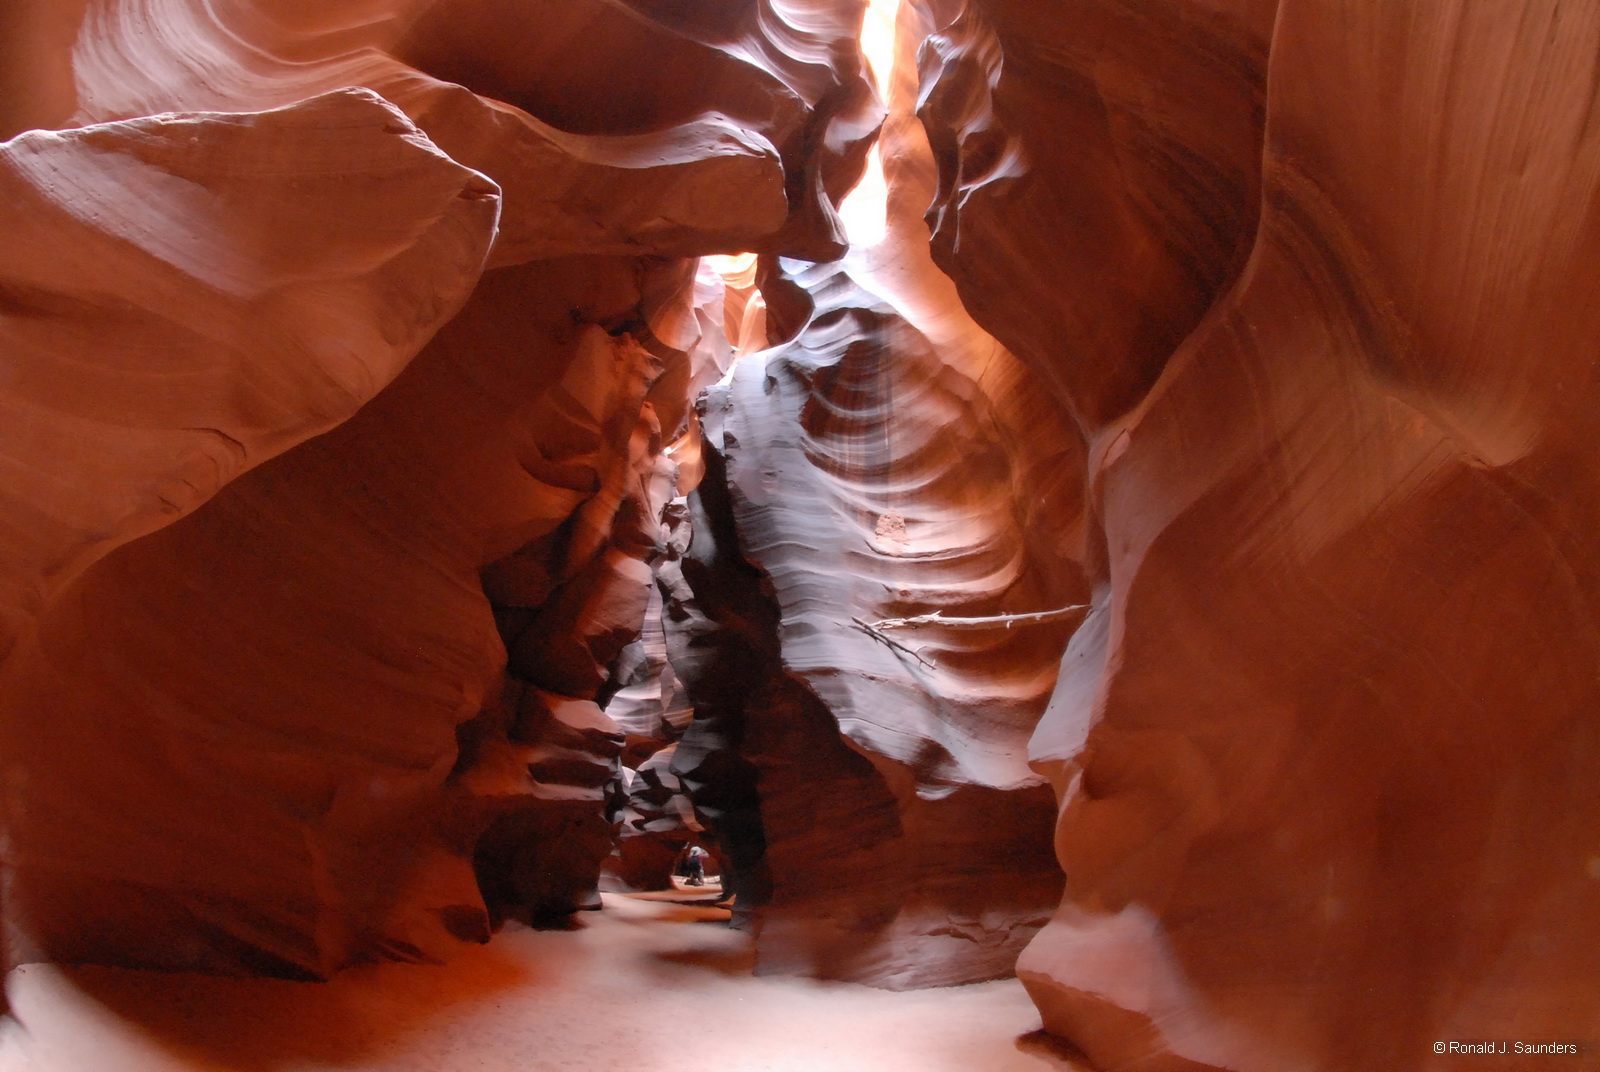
[920,0,1600,1067]
[4,0,1599,1068]
[0,0,875,984]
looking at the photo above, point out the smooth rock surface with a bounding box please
[0,87,498,665]
[6,1,1596,1068]
[0,0,876,984]
[657,0,1086,990]
[919,0,1600,1067]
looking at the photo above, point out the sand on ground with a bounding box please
[0,891,1087,1072]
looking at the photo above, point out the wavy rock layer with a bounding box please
[0,0,874,981]
[676,250,1072,987]
[919,0,1272,432]
[655,0,1094,989]
[0,88,497,664]
[71,0,863,264]
[396,0,883,261]
[8,0,1593,1060]
[921,0,1600,1068]
[718,265,1070,792]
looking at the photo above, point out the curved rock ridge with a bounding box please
[917,0,1272,433]
[394,0,884,260]
[0,86,498,664]
[716,264,1078,793]
[0,0,885,985]
[66,0,880,264]
[70,0,790,266]
[919,0,1600,1068]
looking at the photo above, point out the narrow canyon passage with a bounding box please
[1,1,1598,1071]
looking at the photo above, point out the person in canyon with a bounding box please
[683,845,708,887]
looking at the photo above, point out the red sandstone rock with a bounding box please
[919,0,1270,431]
[396,0,884,260]
[0,86,498,665]
[0,0,877,983]
[9,2,1592,1066]
[66,0,882,264]
[604,743,707,893]
[920,0,1600,1067]
[461,681,626,924]
[599,577,710,895]
[70,0,791,266]
[0,257,628,974]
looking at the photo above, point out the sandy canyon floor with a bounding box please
[0,890,1083,1072]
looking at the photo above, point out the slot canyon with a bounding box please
[0,0,1597,1070]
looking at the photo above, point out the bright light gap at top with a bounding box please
[708,0,900,281]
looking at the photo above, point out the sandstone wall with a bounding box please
[0,0,873,981]
[920,0,1600,1067]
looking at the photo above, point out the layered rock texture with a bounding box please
[4,0,1600,1069]
[0,0,877,981]
[679,250,1079,986]
[919,0,1600,1068]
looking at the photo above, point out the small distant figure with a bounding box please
[684,844,708,887]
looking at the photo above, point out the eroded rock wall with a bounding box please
[0,86,501,979]
[0,0,1090,997]
[7,0,1593,1059]
[699,264,1072,986]
[920,0,1600,1068]
[0,0,875,981]
[657,0,1094,980]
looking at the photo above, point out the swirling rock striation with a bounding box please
[0,88,497,665]
[920,0,1600,1068]
[70,0,792,266]
[394,0,884,261]
[675,257,1077,988]
[918,0,1272,432]
[0,0,875,982]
